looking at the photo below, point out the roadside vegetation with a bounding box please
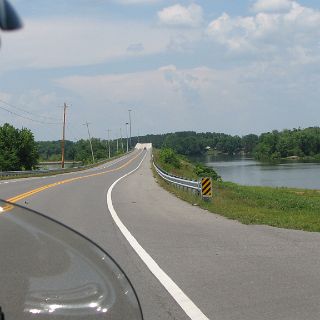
[153,148,320,232]
[0,123,38,170]
[38,127,320,162]
[0,123,127,174]
[37,139,125,164]
[254,127,320,161]
[153,148,220,181]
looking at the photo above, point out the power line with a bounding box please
[66,123,80,141]
[0,104,61,125]
[0,98,60,121]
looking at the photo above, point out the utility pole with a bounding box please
[83,122,95,163]
[120,127,124,152]
[107,129,111,158]
[116,135,119,153]
[61,103,68,169]
[128,109,132,149]
[125,122,129,153]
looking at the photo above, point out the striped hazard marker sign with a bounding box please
[201,177,212,198]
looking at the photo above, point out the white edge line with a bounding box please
[106,151,209,320]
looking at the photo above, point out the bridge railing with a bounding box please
[153,160,201,194]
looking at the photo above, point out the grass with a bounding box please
[152,154,320,232]
[153,149,198,180]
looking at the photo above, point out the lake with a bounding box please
[38,162,81,170]
[190,154,320,190]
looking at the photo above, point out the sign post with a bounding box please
[201,177,212,200]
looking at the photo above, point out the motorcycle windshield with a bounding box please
[0,200,143,320]
[0,0,23,30]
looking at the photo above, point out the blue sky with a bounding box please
[1,0,320,140]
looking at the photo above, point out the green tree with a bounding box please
[18,128,39,170]
[241,134,259,153]
[0,123,39,170]
[159,148,181,169]
[194,163,220,180]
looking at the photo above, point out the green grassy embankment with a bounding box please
[153,149,320,232]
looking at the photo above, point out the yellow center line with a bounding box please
[3,151,143,211]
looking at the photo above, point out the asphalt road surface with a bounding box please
[1,147,320,319]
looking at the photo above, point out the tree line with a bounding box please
[140,128,320,160]
[254,127,320,160]
[0,123,127,171]
[139,131,258,156]
[37,138,125,164]
[2,123,320,171]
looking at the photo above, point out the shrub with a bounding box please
[159,148,181,169]
[194,163,220,181]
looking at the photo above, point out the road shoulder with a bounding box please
[113,151,320,320]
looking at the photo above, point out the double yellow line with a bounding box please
[2,151,143,212]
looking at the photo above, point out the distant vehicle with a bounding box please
[0,200,144,319]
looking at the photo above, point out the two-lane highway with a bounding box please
[2,147,320,320]
[0,148,191,319]
[0,151,140,203]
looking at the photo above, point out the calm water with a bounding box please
[190,154,320,190]
[38,163,79,170]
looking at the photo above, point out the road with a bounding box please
[1,147,320,319]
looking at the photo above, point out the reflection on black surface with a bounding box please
[25,282,114,316]
[0,200,142,320]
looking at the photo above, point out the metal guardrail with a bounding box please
[153,161,201,193]
[0,170,49,177]
[0,167,80,177]
[0,152,133,178]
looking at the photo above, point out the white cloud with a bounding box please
[5,61,319,138]
[206,1,320,62]
[0,14,204,71]
[0,89,63,138]
[54,66,223,134]
[53,61,320,136]
[3,0,320,139]
[80,0,162,4]
[51,66,266,135]
[0,17,171,70]
[115,0,161,3]
[127,42,144,53]
[252,0,294,13]
[0,92,12,102]
[158,4,203,27]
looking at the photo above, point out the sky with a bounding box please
[0,0,320,141]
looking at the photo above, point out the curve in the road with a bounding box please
[107,151,210,320]
[3,151,143,211]
[0,152,134,186]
